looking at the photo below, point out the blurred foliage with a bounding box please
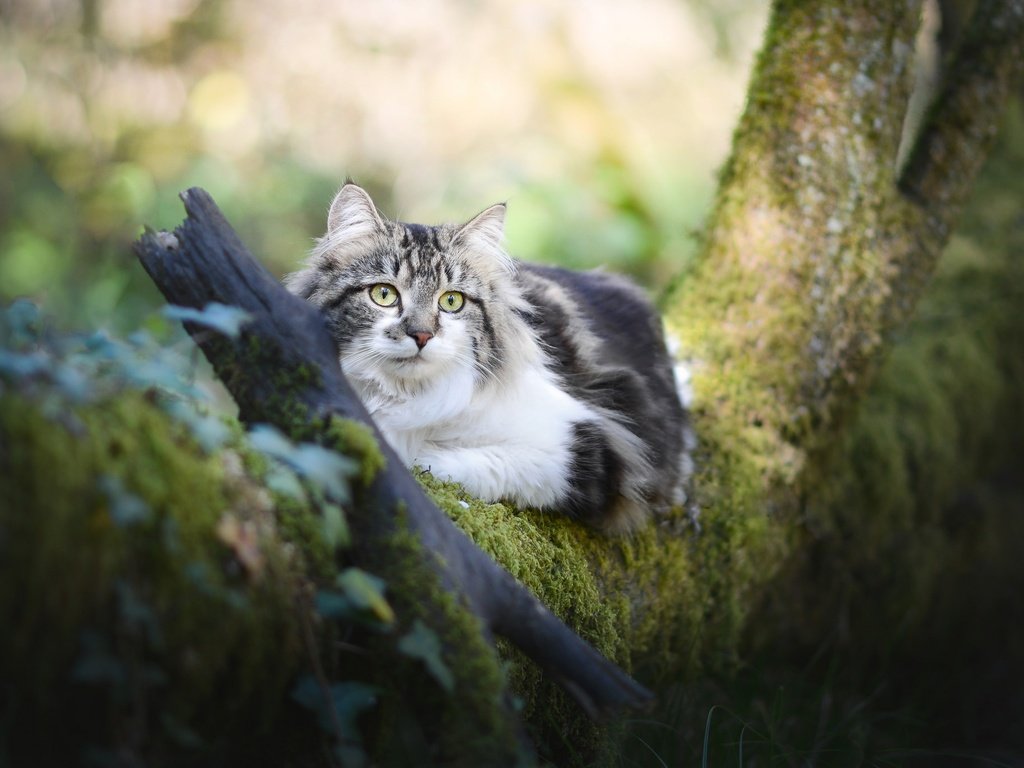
[0,0,766,331]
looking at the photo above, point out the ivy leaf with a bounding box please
[97,474,152,526]
[289,444,357,504]
[335,568,393,625]
[247,423,294,460]
[184,561,248,611]
[163,302,253,340]
[291,676,378,743]
[161,713,205,749]
[163,399,231,453]
[51,362,93,402]
[321,501,350,550]
[0,349,50,379]
[397,620,454,692]
[72,652,125,684]
[81,329,120,357]
[265,464,306,501]
[314,590,354,619]
[186,412,232,453]
[72,631,124,684]
[2,298,42,347]
[115,580,163,648]
[248,424,357,504]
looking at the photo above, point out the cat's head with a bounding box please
[287,183,533,392]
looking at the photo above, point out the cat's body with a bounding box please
[287,184,690,532]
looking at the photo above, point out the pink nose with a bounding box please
[410,331,433,349]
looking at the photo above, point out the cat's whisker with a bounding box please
[452,349,498,385]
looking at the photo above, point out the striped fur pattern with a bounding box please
[287,183,690,532]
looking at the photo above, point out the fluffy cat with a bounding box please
[287,183,690,533]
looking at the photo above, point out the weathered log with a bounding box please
[133,187,654,728]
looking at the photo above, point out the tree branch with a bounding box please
[133,187,654,723]
[899,0,1024,222]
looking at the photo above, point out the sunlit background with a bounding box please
[0,0,768,330]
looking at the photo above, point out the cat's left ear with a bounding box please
[455,203,506,250]
[453,203,511,273]
[326,183,386,241]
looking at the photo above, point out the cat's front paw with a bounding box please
[414,449,504,502]
[414,445,567,509]
[414,451,470,487]
[417,457,458,484]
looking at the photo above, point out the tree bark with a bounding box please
[662,0,1023,575]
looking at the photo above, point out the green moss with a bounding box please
[754,104,1024,660]
[356,522,528,767]
[661,4,922,519]
[421,475,621,655]
[211,333,323,428]
[270,492,335,581]
[227,429,336,580]
[416,471,778,761]
[418,474,627,759]
[322,415,386,487]
[0,390,312,760]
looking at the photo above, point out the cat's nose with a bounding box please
[409,330,434,350]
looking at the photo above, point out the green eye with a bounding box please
[438,291,465,313]
[369,284,399,307]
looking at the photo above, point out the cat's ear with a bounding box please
[455,203,506,252]
[453,203,513,276]
[326,183,385,240]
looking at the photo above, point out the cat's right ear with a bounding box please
[326,183,385,240]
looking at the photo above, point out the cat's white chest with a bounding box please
[356,364,593,508]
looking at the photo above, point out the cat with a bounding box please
[286,183,691,533]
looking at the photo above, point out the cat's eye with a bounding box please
[438,291,465,313]
[369,284,399,307]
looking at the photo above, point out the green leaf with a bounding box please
[0,349,50,379]
[289,444,357,503]
[72,632,124,684]
[163,302,252,339]
[162,399,232,453]
[291,676,378,743]
[329,682,378,738]
[291,674,322,712]
[97,474,152,526]
[321,501,350,550]
[115,580,162,648]
[264,464,307,501]
[161,713,205,749]
[2,298,43,347]
[314,590,354,619]
[51,362,93,402]
[247,423,295,459]
[397,620,454,692]
[335,568,393,624]
[249,424,357,503]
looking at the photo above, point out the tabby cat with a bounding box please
[287,183,691,532]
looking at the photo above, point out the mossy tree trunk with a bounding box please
[3,1,1024,766]
[665,0,1022,535]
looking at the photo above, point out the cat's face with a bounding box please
[288,184,525,393]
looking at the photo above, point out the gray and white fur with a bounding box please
[287,183,690,533]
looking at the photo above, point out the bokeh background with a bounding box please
[0,0,768,331]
